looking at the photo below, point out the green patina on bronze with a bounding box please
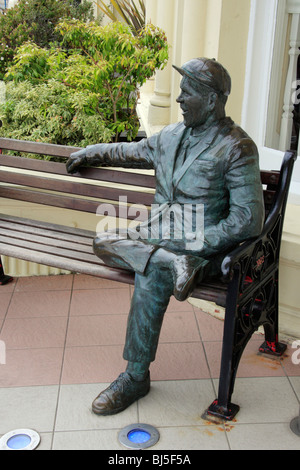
[66,58,264,415]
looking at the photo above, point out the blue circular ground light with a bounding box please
[128,429,151,444]
[0,429,40,450]
[7,434,32,450]
[119,423,160,449]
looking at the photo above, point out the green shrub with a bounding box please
[0,20,169,147]
[0,79,114,151]
[0,0,95,79]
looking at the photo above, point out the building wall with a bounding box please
[144,0,251,128]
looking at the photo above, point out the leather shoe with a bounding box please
[171,255,209,301]
[92,372,150,415]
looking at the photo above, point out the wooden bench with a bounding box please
[0,137,297,422]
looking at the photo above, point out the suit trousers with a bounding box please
[93,233,174,363]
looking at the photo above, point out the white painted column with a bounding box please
[170,0,207,123]
[177,0,207,63]
[148,0,174,126]
[145,0,157,24]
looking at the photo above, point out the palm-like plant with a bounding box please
[95,0,145,35]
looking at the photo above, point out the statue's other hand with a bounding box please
[66,149,87,174]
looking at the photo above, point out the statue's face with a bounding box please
[176,77,211,129]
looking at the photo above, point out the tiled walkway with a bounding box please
[0,273,300,450]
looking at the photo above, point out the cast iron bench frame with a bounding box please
[0,137,296,421]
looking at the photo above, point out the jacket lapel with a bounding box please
[172,123,220,190]
[158,124,187,196]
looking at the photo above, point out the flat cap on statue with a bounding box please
[173,57,231,97]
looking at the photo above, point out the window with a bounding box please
[266,0,300,156]
[242,0,300,202]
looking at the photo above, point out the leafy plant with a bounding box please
[0,79,114,152]
[1,20,169,147]
[95,0,145,35]
[0,0,95,79]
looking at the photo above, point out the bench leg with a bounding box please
[203,268,287,423]
[0,256,13,286]
[259,271,287,357]
[259,338,287,356]
[203,267,242,422]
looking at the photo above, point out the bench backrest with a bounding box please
[0,138,155,221]
[0,137,290,223]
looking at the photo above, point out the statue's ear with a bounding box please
[208,91,218,110]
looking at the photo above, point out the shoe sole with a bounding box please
[174,267,199,301]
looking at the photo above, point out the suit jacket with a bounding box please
[86,117,264,261]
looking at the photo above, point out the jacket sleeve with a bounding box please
[202,138,265,256]
[84,134,158,170]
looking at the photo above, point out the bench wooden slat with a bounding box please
[0,133,146,156]
[0,138,81,157]
[0,186,150,220]
[0,234,99,264]
[0,169,154,206]
[260,170,280,186]
[0,241,136,284]
[0,185,105,214]
[192,281,228,307]
[0,213,95,239]
[0,154,156,189]
[0,228,95,255]
[263,189,276,206]
[0,219,94,246]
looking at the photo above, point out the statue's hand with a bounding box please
[66,149,87,174]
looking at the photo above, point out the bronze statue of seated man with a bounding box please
[66,58,264,416]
